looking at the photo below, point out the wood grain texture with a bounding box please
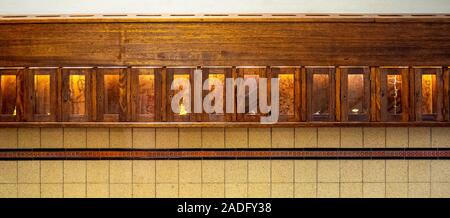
[1,21,450,67]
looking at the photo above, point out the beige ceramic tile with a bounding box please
[271,183,294,198]
[386,183,408,198]
[18,161,40,184]
[0,161,17,183]
[179,183,201,198]
[340,183,363,198]
[156,160,178,184]
[41,184,63,198]
[294,160,317,183]
[363,127,385,148]
[409,127,431,148]
[110,184,132,198]
[132,128,155,149]
[294,183,316,198]
[64,128,86,148]
[247,183,271,198]
[18,128,40,148]
[294,128,317,148]
[133,183,156,198]
[340,160,362,182]
[86,128,109,148]
[363,160,385,183]
[408,183,430,198]
[431,127,450,148]
[225,128,248,148]
[317,183,339,198]
[225,160,247,183]
[431,183,450,198]
[179,160,201,184]
[272,160,294,183]
[363,183,385,198]
[87,184,109,198]
[202,160,225,183]
[179,128,201,148]
[248,128,271,148]
[64,160,86,183]
[202,128,225,148]
[225,183,247,198]
[386,160,408,183]
[110,160,132,184]
[409,160,430,182]
[431,160,450,182]
[155,184,179,198]
[155,128,178,148]
[340,127,362,148]
[318,160,340,183]
[110,128,132,148]
[386,127,408,148]
[0,184,17,198]
[133,160,155,184]
[64,184,86,198]
[248,160,271,183]
[202,183,224,198]
[41,161,63,183]
[0,128,17,148]
[317,128,340,148]
[18,184,40,198]
[272,128,294,148]
[86,161,109,183]
[40,128,63,148]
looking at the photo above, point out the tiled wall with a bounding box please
[1,127,450,198]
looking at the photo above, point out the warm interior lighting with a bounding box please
[104,74,120,114]
[312,74,330,115]
[173,74,190,116]
[34,74,51,115]
[243,73,259,115]
[421,74,437,115]
[387,74,402,115]
[69,75,86,115]
[347,74,364,114]
[0,75,17,115]
[138,74,155,115]
[279,74,295,116]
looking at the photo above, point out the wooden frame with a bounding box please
[202,66,233,122]
[61,68,93,122]
[413,67,444,121]
[377,67,410,122]
[0,68,24,122]
[166,67,197,122]
[339,67,371,122]
[270,67,301,122]
[25,68,58,122]
[131,67,162,122]
[96,67,129,122]
[306,67,336,121]
[236,66,268,122]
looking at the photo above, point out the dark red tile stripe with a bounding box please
[0,149,449,160]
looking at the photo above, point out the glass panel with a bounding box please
[279,74,295,116]
[208,73,225,110]
[0,75,17,115]
[421,74,437,115]
[244,74,259,115]
[387,74,402,114]
[69,75,86,115]
[347,74,365,114]
[104,75,120,114]
[312,74,330,115]
[34,75,51,115]
[138,74,155,115]
[173,74,190,116]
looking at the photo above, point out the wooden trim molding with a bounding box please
[0,148,449,160]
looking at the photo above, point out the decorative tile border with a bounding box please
[0,148,449,160]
